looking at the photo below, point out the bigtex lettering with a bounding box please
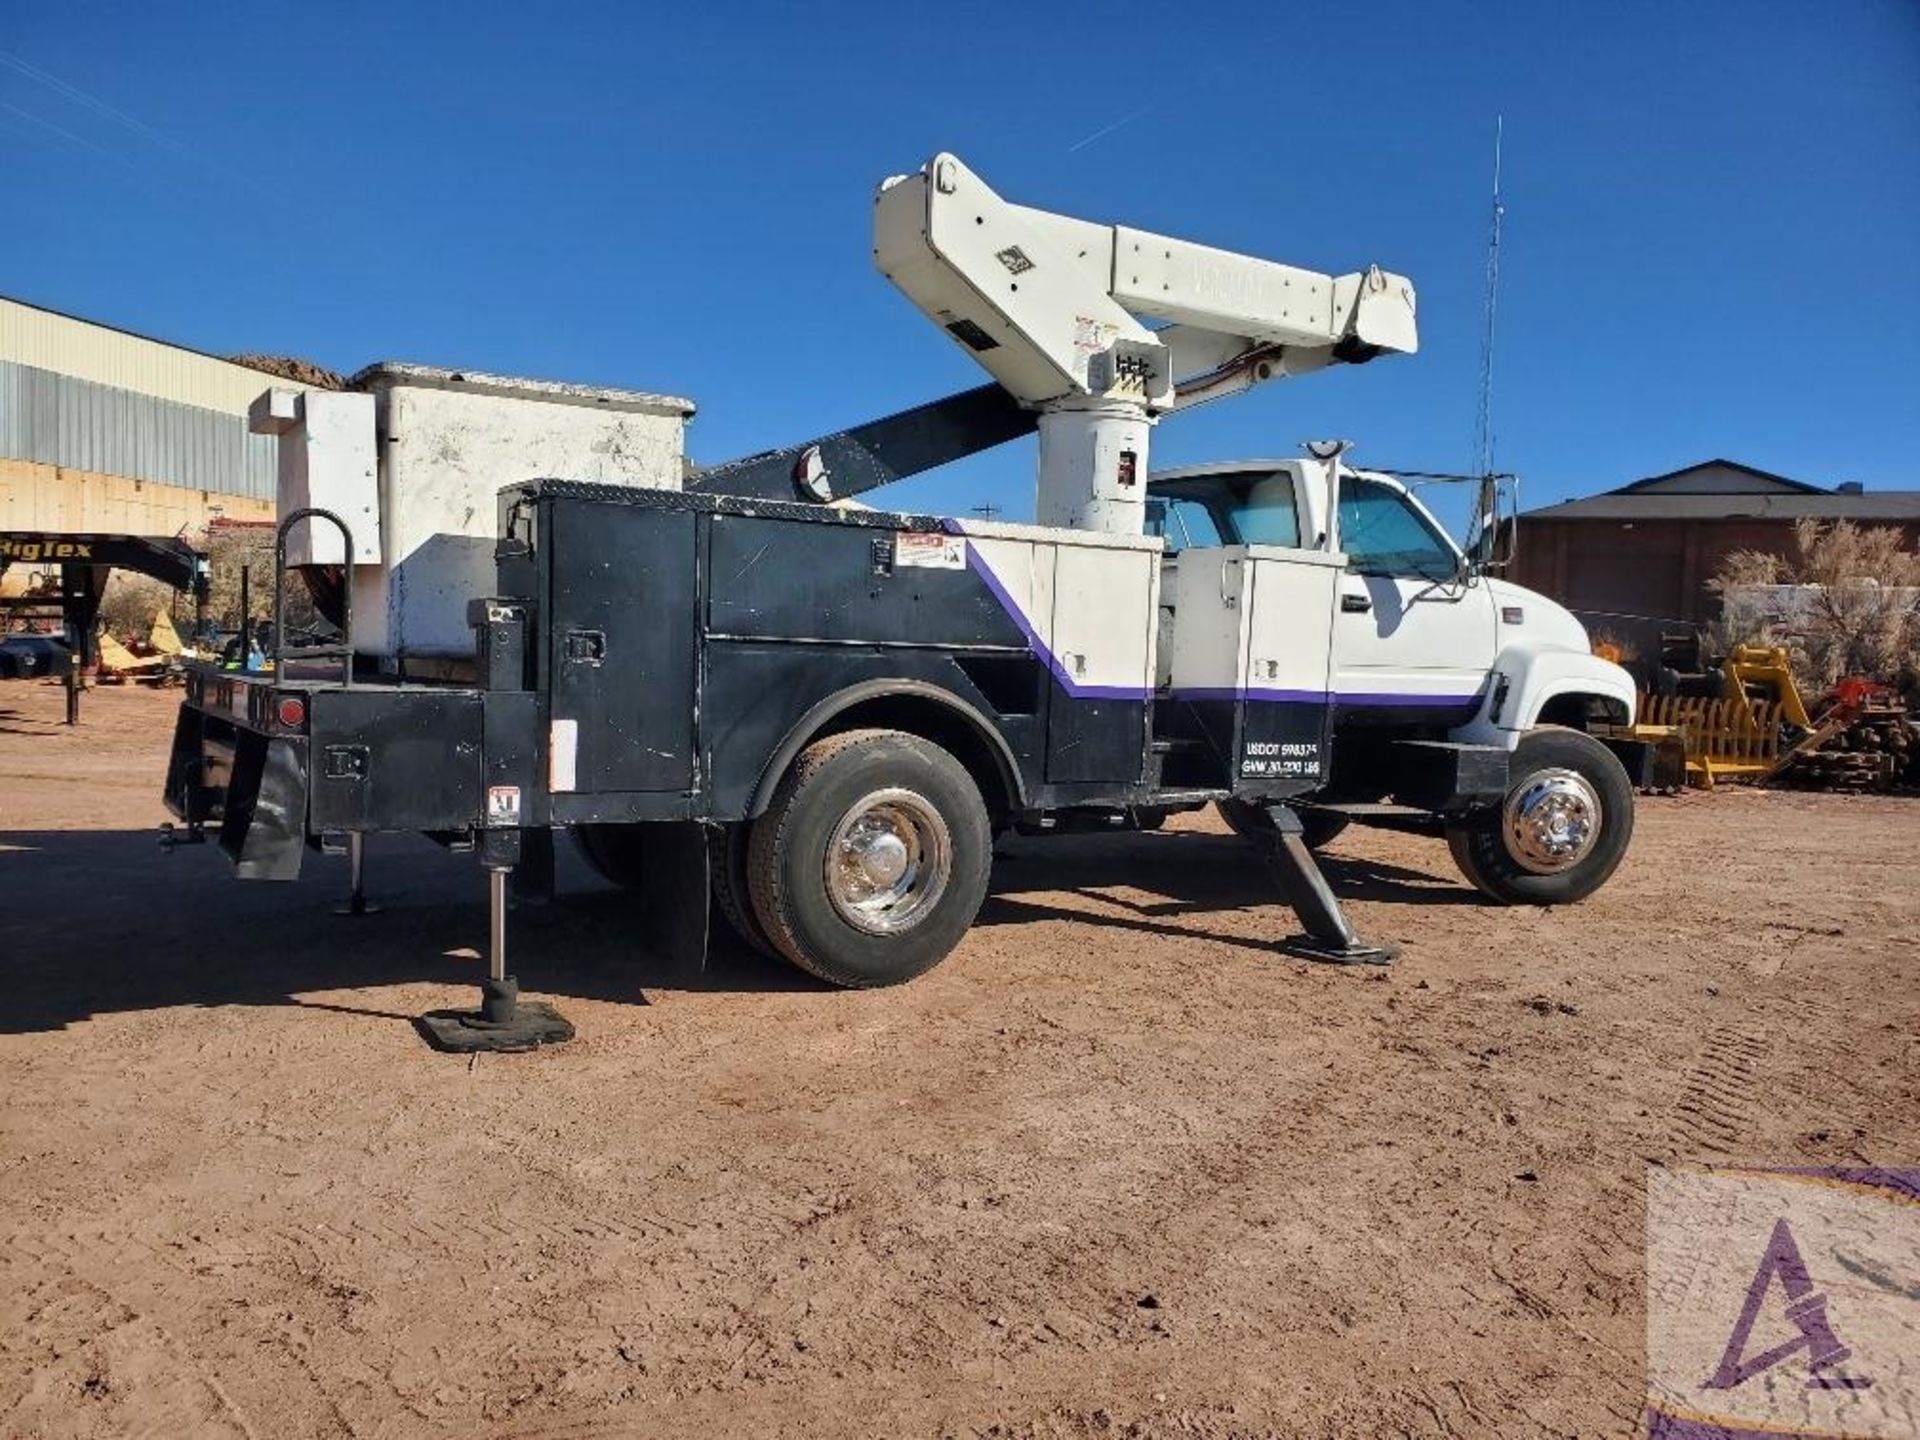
[0,539,94,562]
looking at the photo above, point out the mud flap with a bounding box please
[633,820,711,973]
[162,703,216,824]
[222,732,310,881]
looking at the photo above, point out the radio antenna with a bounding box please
[1472,116,1505,481]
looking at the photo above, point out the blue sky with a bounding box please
[3,1,1916,527]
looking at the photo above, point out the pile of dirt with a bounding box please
[227,354,348,390]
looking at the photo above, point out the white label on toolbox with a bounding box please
[896,533,967,569]
[549,719,578,793]
[487,785,521,825]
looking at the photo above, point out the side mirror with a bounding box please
[1489,515,1517,570]
[1466,474,1519,573]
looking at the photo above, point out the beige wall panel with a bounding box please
[0,297,309,416]
[0,457,272,536]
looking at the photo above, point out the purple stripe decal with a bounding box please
[1336,690,1484,709]
[945,521,1482,713]
[1173,687,1483,708]
[958,533,1150,700]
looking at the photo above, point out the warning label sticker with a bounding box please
[896,534,967,570]
[1070,314,1120,383]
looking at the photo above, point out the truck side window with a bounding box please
[1337,476,1457,580]
[1144,496,1223,553]
[1225,473,1301,548]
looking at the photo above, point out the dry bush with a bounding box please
[1714,548,1786,587]
[199,528,276,632]
[97,571,180,643]
[197,528,327,639]
[1711,518,1920,693]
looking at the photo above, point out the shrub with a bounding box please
[1711,518,1920,695]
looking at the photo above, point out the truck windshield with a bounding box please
[1336,475,1459,581]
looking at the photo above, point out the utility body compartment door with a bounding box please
[1163,545,1337,796]
[309,689,483,831]
[1045,541,1155,783]
[546,500,699,795]
[1241,548,1340,788]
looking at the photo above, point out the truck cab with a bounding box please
[1147,457,1636,751]
[1143,456,1643,905]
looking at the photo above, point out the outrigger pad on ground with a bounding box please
[1277,935,1400,967]
[416,1002,575,1053]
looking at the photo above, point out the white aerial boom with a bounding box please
[873,153,1418,534]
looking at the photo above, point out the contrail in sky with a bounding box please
[0,45,277,200]
[0,47,189,157]
[0,98,127,165]
[1067,104,1151,153]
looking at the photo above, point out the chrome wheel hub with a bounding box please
[1502,768,1603,874]
[825,788,952,934]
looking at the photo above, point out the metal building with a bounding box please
[0,294,300,546]
[1513,459,1920,650]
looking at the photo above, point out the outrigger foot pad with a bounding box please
[1259,804,1399,968]
[417,976,575,1053]
[1277,935,1399,967]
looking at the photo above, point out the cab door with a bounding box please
[1328,474,1494,724]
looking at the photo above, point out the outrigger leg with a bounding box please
[417,831,575,1052]
[1261,804,1398,967]
[333,831,381,916]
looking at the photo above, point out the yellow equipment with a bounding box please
[1613,645,1812,790]
[95,608,186,684]
[149,608,184,655]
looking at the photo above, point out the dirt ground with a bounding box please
[0,681,1915,1439]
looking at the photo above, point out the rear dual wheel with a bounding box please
[747,729,993,988]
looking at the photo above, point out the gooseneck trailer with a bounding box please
[164,155,1647,1049]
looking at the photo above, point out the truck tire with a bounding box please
[573,823,647,887]
[1216,798,1350,850]
[1445,726,1634,905]
[747,728,992,988]
[708,822,775,956]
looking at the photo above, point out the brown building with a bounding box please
[1511,460,1920,643]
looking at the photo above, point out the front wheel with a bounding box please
[747,728,993,988]
[1445,727,1634,905]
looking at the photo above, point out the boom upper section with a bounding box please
[872,153,1417,534]
[873,153,1418,415]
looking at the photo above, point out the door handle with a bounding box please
[564,629,607,665]
[1340,593,1372,614]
